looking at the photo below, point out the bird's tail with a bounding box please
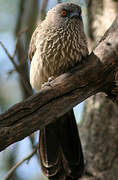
[39,109,84,180]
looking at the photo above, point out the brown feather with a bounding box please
[28,24,40,62]
[29,2,88,179]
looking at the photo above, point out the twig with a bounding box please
[13,27,28,58]
[4,145,38,180]
[0,41,18,69]
[7,62,28,77]
[40,0,48,21]
[0,41,32,95]
[15,0,25,36]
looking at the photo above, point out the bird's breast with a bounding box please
[38,28,87,77]
[30,26,88,91]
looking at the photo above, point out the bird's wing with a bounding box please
[28,24,40,62]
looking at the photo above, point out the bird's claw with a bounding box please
[42,76,55,88]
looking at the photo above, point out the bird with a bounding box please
[28,2,88,180]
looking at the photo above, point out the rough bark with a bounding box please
[80,94,118,180]
[0,16,118,152]
[80,1,118,179]
[86,0,118,50]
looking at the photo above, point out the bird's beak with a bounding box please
[70,12,80,19]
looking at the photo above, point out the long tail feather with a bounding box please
[39,110,84,179]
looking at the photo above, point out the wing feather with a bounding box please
[28,24,40,62]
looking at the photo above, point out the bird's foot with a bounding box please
[42,76,55,88]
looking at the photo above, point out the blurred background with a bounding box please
[0,0,86,180]
[1,0,118,180]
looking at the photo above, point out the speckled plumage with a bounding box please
[29,3,88,90]
[29,2,88,180]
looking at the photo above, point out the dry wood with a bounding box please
[0,16,118,152]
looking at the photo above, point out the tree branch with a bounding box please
[4,145,38,180]
[0,41,32,96]
[39,0,48,21]
[0,16,118,152]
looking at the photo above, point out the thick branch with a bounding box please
[0,16,118,152]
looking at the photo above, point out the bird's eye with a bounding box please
[61,10,67,17]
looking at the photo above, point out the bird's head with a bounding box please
[45,3,83,29]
